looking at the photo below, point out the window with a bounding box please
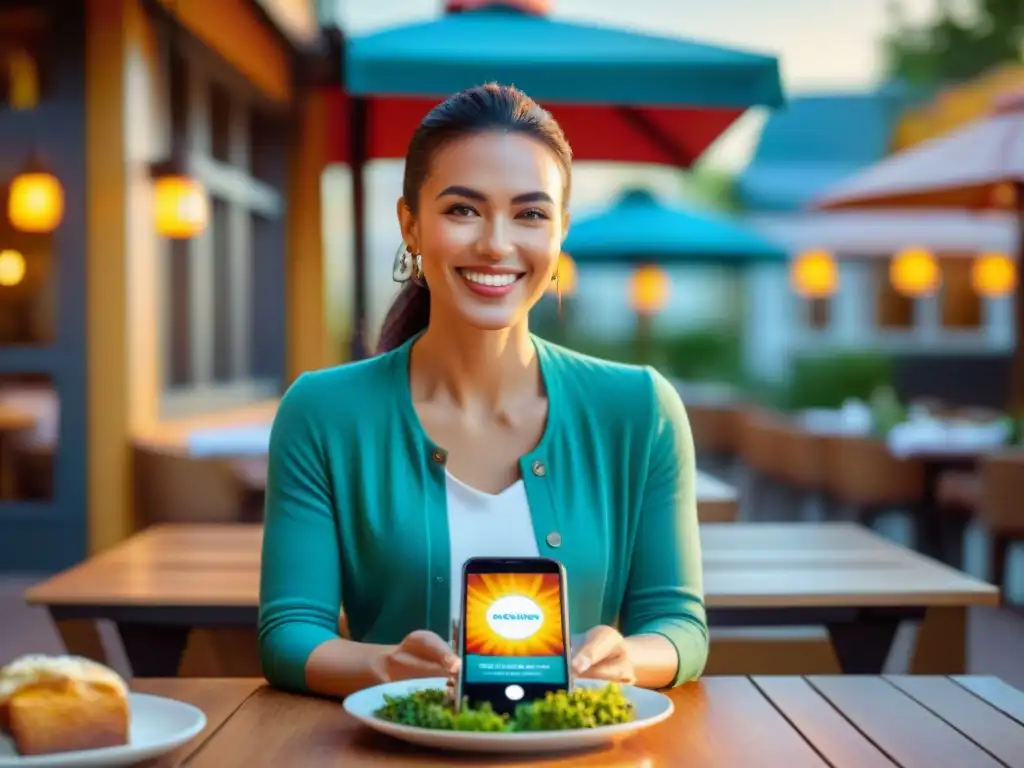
[874,260,914,329]
[939,256,982,329]
[161,53,287,417]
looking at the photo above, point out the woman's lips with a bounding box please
[456,268,525,298]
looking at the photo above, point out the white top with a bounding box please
[446,472,539,632]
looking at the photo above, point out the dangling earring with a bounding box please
[550,270,562,312]
[392,243,414,283]
[411,253,425,286]
[393,242,427,287]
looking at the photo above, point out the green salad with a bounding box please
[373,683,636,732]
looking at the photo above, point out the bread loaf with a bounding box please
[0,654,130,756]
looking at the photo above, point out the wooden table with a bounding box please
[136,675,1024,767]
[26,523,997,678]
[227,458,739,523]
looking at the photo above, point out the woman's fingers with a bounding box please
[576,656,637,685]
[572,626,623,674]
[402,630,461,673]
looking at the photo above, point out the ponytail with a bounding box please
[377,282,431,354]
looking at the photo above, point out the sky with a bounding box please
[332,0,944,168]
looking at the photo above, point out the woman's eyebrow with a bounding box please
[435,186,554,205]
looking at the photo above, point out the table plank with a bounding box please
[885,676,1024,767]
[807,676,1004,767]
[131,678,261,767]
[952,676,1024,726]
[182,678,828,768]
[752,676,896,768]
[25,523,998,611]
[130,676,1024,767]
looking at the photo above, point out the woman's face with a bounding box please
[398,130,569,332]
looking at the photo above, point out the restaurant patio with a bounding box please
[2,0,1024,765]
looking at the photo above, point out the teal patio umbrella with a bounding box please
[331,0,784,357]
[562,187,787,360]
[562,188,788,265]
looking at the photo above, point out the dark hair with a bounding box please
[376,83,573,353]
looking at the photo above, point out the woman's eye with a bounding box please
[446,204,477,217]
[519,209,549,220]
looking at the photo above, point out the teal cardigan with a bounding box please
[258,335,708,692]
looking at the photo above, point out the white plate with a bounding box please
[343,677,673,754]
[0,693,207,767]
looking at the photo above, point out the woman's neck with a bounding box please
[411,317,539,412]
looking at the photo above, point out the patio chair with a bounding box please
[823,434,925,544]
[974,449,1024,602]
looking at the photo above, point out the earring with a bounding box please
[411,253,425,285]
[392,243,412,283]
[393,243,425,284]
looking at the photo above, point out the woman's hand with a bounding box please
[374,629,461,683]
[571,626,637,685]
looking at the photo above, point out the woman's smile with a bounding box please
[455,267,527,299]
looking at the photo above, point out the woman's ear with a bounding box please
[397,197,419,253]
[560,209,571,242]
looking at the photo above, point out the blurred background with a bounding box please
[2,0,1024,680]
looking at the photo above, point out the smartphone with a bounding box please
[455,556,571,716]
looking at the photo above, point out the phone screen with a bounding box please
[459,562,569,714]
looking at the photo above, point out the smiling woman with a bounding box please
[379,84,572,350]
[258,83,708,702]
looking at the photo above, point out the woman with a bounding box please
[258,83,707,698]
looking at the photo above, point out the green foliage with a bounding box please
[680,166,741,213]
[782,351,895,411]
[372,684,636,732]
[882,0,1024,86]
[558,327,744,384]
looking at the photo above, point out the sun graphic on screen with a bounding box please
[464,573,564,657]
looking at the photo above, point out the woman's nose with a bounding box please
[477,217,515,259]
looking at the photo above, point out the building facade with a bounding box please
[0,0,332,571]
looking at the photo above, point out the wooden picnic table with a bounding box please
[26,523,997,679]
[137,675,1024,767]
[228,458,739,523]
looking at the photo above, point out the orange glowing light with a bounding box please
[464,573,564,658]
[153,174,209,239]
[972,252,1017,297]
[629,265,670,315]
[9,171,63,233]
[790,250,838,298]
[891,247,941,297]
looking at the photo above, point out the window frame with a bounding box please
[159,49,286,418]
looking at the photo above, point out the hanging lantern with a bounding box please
[891,247,941,297]
[151,155,208,239]
[629,265,669,315]
[0,249,26,287]
[790,249,838,298]
[8,152,64,234]
[971,252,1017,297]
[549,253,577,296]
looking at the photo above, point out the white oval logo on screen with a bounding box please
[486,595,544,640]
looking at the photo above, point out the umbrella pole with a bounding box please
[1011,182,1024,414]
[635,312,654,365]
[348,96,371,360]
